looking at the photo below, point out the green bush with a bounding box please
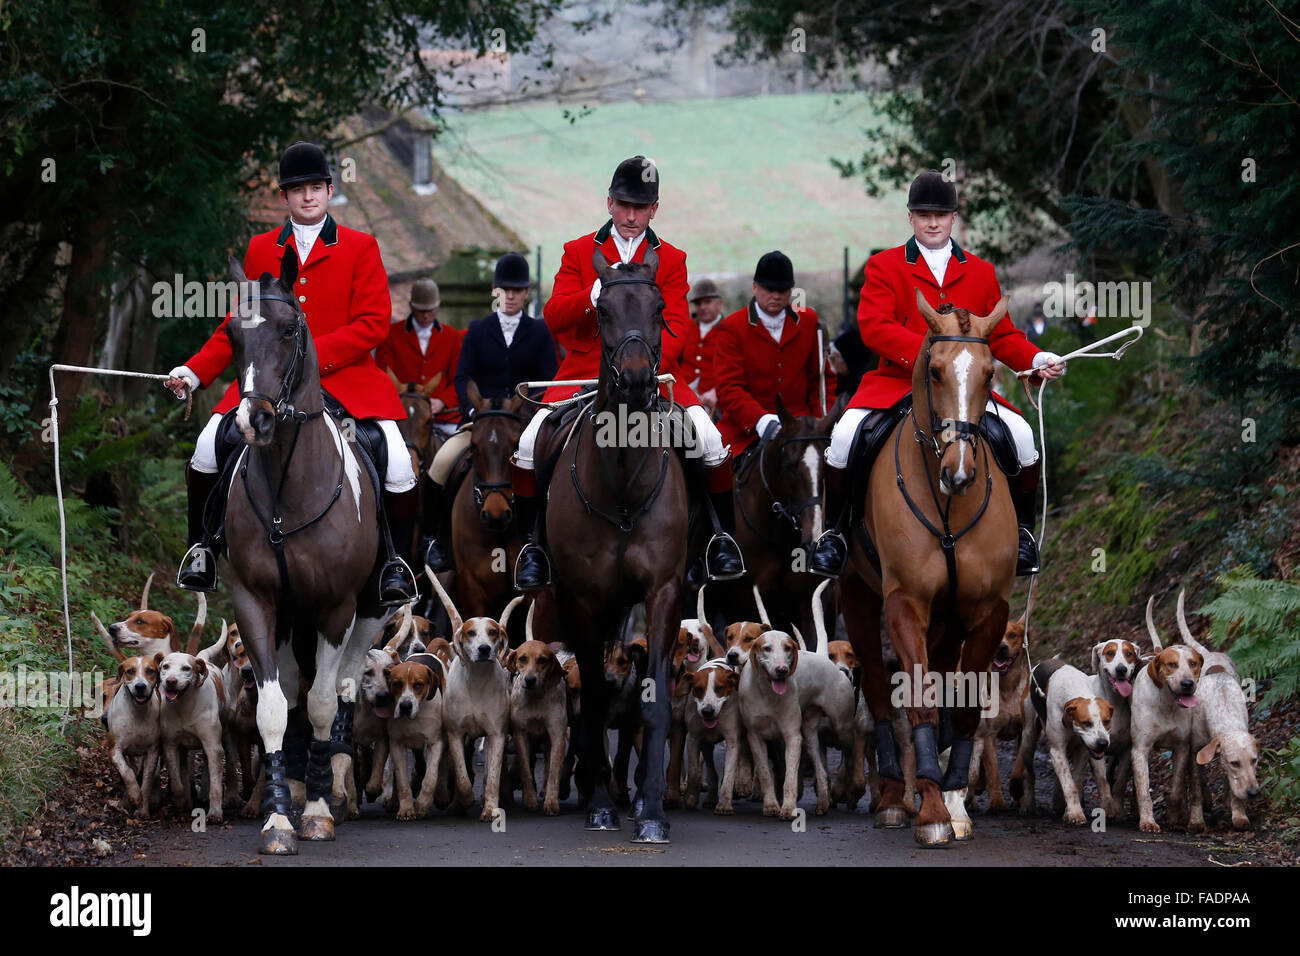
[1198,569,1300,708]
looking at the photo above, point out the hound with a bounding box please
[386,651,448,820]
[505,603,568,815]
[800,580,864,814]
[104,655,162,819]
[1174,590,1258,830]
[1088,629,1142,819]
[155,650,225,823]
[1014,659,1115,824]
[97,575,207,659]
[723,621,769,669]
[668,585,723,807]
[673,658,746,813]
[737,629,802,819]
[604,635,647,806]
[349,613,410,816]
[1129,597,1205,833]
[970,614,1031,811]
[428,567,522,822]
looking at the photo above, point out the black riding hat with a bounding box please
[279,142,332,189]
[493,252,531,289]
[907,170,958,212]
[754,250,795,291]
[609,155,659,205]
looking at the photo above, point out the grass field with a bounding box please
[435,93,909,292]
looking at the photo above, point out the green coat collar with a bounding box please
[904,235,967,264]
[276,214,340,248]
[594,218,661,249]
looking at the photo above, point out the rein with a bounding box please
[737,431,830,544]
[569,407,671,534]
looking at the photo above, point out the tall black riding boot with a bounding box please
[418,476,453,573]
[704,478,745,581]
[809,461,850,578]
[512,462,552,591]
[1012,460,1042,576]
[379,487,419,606]
[177,465,220,592]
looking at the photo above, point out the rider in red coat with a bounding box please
[681,278,725,417]
[166,142,418,604]
[510,156,746,590]
[374,279,463,428]
[712,251,836,453]
[808,170,1066,579]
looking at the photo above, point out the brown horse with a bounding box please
[450,380,529,622]
[534,250,689,842]
[841,290,1017,846]
[223,254,393,854]
[386,371,447,481]
[717,393,845,644]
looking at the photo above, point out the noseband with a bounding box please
[761,432,831,531]
[599,274,672,400]
[470,408,522,513]
[914,334,989,460]
[236,296,320,424]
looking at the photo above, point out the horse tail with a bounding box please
[811,578,831,658]
[1174,589,1210,657]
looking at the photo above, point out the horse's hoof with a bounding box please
[300,816,335,841]
[874,807,908,829]
[261,828,298,855]
[631,819,670,844]
[914,822,954,847]
[584,807,620,831]
[951,818,973,841]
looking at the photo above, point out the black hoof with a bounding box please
[585,807,620,830]
[632,818,670,844]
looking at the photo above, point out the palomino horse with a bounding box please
[450,380,529,623]
[224,253,393,854]
[718,393,845,644]
[536,250,689,842]
[841,290,1017,846]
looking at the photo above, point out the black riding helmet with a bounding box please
[279,142,332,189]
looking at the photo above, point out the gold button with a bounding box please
[299,295,307,303]
[299,277,307,285]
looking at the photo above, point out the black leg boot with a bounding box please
[177,465,220,592]
[417,476,453,572]
[379,487,419,606]
[1012,460,1042,576]
[704,486,746,581]
[809,461,850,578]
[513,487,552,590]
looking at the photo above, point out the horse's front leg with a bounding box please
[633,577,680,843]
[300,608,357,841]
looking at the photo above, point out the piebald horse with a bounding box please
[841,290,1018,846]
[224,253,393,854]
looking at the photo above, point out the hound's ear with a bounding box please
[1196,737,1220,766]
[192,657,208,686]
[628,641,649,674]
[1089,643,1102,673]
[116,661,128,680]
[672,675,693,697]
[153,652,166,669]
[786,640,799,676]
[504,649,519,674]
[422,665,438,700]
[433,663,446,698]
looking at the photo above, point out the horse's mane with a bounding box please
[935,301,972,335]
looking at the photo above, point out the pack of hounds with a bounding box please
[94,574,1261,833]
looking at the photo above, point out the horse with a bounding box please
[386,368,447,483]
[223,252,394,855]
[716,393,845,644]
[840,290,1018,846]
[450,379,529,624]
[533,250,690,842]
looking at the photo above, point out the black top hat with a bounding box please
[754,251,795,291]
[493,252,531,289]
[608,155,659,205]
[906,170,958,212]
[279,142,332,189]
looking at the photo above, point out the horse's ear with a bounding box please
[466,379,485,412]
[591,250,613,284]
[230,256,248,285]
[775,393,794,428]
[504,390,524,415]
[279,243,299,292]
[971,296,1009,338]
[915,288,944,335]
[642,247,659,279]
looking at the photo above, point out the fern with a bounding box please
[1198,569,1300,706]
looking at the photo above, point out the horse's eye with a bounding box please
[929,367,941,381]
[281,325,297,339]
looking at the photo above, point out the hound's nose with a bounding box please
[774,666,789,679]
[1247,786,1260,799]
[476,645,492,661]
[1115,665,1129,679]
[1180,678,1195,693]
[701,706,716,719]
[524,675,537,689]
[398,700,413,718]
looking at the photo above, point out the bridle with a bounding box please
[599,274,673,403]
[236,295,321,425]
[912,334,988,461]
[469,408,522,513]
[398,388,434,469]
[738,429,831,541]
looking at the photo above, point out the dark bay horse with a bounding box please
[536,250,689,842]
[841,290,1017,846]
[450,380,529,623]
[223,254,393,854]
[717,393,845,644]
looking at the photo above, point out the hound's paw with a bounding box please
[1188,820,1206,834]
[987,795,1007,812]
[241,801,259,819]
[523,794,539,811]
[714,802,734,816]
[814,800,830,816]
[478,804,498,823]
[543,798,559,816]
[1232,814,1252,831]
[1063,808,1086,825]
[779,804,797,821]
[347,803,361,820]
[397,805,418,821]
[207,809,224,825]
[415,799,434,817]
[1140,819,1161,834]
[762,802,780,817]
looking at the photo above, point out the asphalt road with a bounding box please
[129,743,1238,867]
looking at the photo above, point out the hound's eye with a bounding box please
[1230,761,1240,768]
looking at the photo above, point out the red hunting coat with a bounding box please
[185,216,406,421]
[374,317,464,424]
[848,237,1042,414]
[679,318,721,394]
[542,220,699,407]
[713,302,837,451]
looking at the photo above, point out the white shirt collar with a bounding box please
[697,316,720,338]
[609,226,646,264]
[497,310,522,347]
[917,238,953,286]
[291,217,326,264]
[754,302,786,342]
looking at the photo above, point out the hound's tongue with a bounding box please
[687,652,700,663]
[1111,676,1133,698]
[1176,695,1199,708]
[770,678,788,695]
[374,704,394,719]
[703,717,718,729]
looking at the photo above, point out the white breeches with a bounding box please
[826,399,1039,469]
[515,401,729,469]
[190,413,418,492]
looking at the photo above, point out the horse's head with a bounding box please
[225,250,317,447]
[465,379,526,531]
[760,393,844,547]
[390,369,436,476]
[592,249,666,409]
[912,288,1007,495]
